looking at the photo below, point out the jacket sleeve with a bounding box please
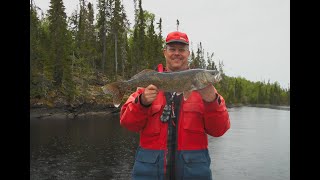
[119,88,150,132]
[203,90,231,137]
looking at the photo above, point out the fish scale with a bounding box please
[102,69,222,107]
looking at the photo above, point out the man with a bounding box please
[120,31,230,180]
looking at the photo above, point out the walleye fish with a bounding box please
[102,69,222,107]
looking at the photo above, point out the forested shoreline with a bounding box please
[30,0,289,111]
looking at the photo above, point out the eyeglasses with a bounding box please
[166,46,189,53]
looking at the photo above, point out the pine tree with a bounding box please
[30,2,44,98]
[47,0,75,102]
[108,0,129,79]
[96,0,111,73]
[144,11,157,69]
[131,0,146,74]
[156,18,165,65]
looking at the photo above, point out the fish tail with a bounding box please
[214,72,222,83]
[102,81,126,107]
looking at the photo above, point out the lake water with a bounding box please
[30,106,290,180]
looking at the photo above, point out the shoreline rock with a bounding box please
[227,103,290,111]
[30,103,289,120]
[30,105,120,120]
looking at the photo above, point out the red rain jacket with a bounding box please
[120,80,230,151]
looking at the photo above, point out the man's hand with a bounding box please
[197,84,217,102]
[141,84,159,106]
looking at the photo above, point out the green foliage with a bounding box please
[30,0,289,107]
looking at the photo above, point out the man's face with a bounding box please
[163,42,190,72]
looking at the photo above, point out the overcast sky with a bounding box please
[32,0,290,89]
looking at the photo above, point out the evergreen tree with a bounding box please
[96,0,111,73]
[47,0,66,86]
[119,3,130,77]
[108,0,129,79]
[86,2,99,70]
[30,2,44,98]
[144,11,158,69]
[206,52,217,70]
[30,0,290,107]
[156,18,165,65]
[198,42,206,68]
[131,0,146,74]
[47,0,75,101]
[189,50,195,68]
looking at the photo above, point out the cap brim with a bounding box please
[166,40,189,45]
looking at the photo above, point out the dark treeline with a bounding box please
[30,0,289,108]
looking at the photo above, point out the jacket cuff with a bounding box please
[133,94,151,108]
[203,93,223,111]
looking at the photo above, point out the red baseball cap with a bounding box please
[165,31,189,45]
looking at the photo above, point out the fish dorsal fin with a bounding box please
[115,75,125,81]
[130,69,157,80]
